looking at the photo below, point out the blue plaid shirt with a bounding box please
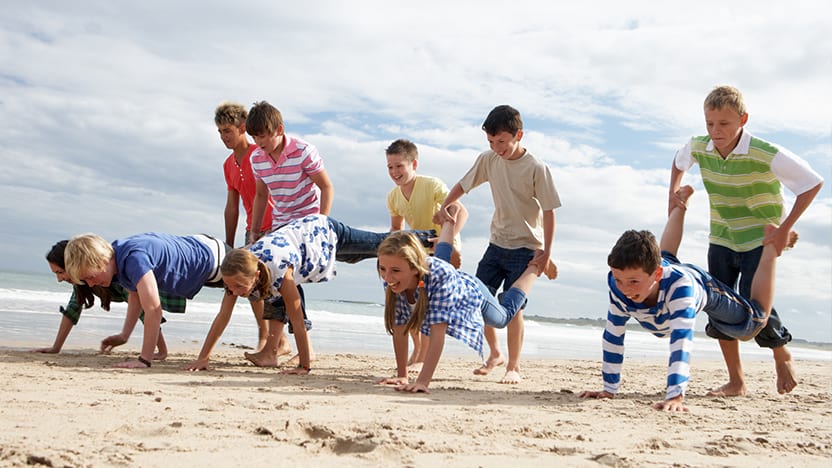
[392,256,485,355]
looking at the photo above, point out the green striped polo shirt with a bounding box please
[688,135,783,252]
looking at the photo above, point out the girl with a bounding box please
[34,240,184,357]
[376,205,541,393]
[185,214,435,373]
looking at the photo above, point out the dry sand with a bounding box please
[1,348,830,467]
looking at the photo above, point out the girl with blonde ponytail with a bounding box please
[376,204,541,393]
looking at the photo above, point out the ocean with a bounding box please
[1,270,829,362]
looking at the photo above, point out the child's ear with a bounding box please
[515,129,524,141]
[412,159,419,170]
[653,266,663,281]
[275,123,285,136]
[740,113,749,126]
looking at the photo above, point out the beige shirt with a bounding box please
[458,150,561,250]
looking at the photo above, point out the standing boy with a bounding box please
[437,105,560,384]
[215,101,274,248]
[580,186,786,412]
[669,85,823,395]
[386,138,460,372]
[243,101,334,367]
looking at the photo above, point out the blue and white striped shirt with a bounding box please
[391,256,485,355]
[602,259,705,399]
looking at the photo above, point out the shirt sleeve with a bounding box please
[673,139,696,171]
[602,292,630,395]
[59,289,82,325]
[663,279,698,399]
[771,146,825,196]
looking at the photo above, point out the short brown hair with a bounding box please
[385,139,419,161]
[214,101,248,127]
[704,85,747,116]
[246,101,283,136]
[607,230,661,274]
[482,105,523,136]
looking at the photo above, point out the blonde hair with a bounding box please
[378,231,430,336]
[221,249,272,298]
[704,85,747,116]
[65,234,114,284]
[215,101,248,127]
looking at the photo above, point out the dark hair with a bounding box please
[385,139,419,161]
[482,105,523,136]
[607,230,661,274]
[246,100,283,137]
[46,240,113,311]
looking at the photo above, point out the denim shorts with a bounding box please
[262,284,312,334]
[475,243,535,300]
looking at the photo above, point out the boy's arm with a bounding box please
[185,293,240,371]
[249,180,270,243]
[389,215,405,231]
[114,271,163,368]
[310,169,334,216]
[668,162,688,215]
[765,181,823,255]
[529,209,555,274]
[224,190,241,247]
[100,292,143,353]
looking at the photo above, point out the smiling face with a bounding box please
[223,271,258,297]
[486,130,525,160]
[386,153,418,187]
[610,266,661,304]
[378,254,420,295]
[80,262,114,288]
[705,105,748,157]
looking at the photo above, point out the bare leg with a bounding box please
[153,328,168,361]
[244,322,284,367]
[407,329,422,369]
[707,339,747,396]
[500,310,525,384]
[773,345,797,394]
[249,300,270,352]
[659,185,694,256]
[285,335,317,367]
[474,326,505,375]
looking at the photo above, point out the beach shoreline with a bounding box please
[1,349,830,467]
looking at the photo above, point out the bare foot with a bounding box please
[473,354,506,376]
[407,362,423,374]
[775,359,798,394]
[285,351,318,367]
[152,351,167,361]
[543,259,558,280]
[499,369,523,384]
[276,340,292,358]
[243,350,279,367]
[706,381,747,397]
[677,185,695,206]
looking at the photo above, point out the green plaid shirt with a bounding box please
[60,283,186,325]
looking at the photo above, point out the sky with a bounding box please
[1,1,830,342]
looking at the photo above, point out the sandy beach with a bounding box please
[1,347,830,467]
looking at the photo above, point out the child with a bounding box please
[215,101,274,247]
[385,138,460,373]
[246,101,334,242]
[375,204,539,393]
[580,186,787,412]
[437,104,560,384]
[33,240,185,356]
[184,215,436,372]
[216,101,275,351]
[64,232,231,368]
[669,85,824,395]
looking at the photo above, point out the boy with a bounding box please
[386,138,460,372]
[215,101,277,353]
[437,105,560,384]
[215,101,274,248]
[244,101,334,367]
[669,85,824,395]
[580,186,786,412]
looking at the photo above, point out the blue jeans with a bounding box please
[327,217,435,264]
[438,242,527,328]
[706,244,791,347]
[663,252,767,341]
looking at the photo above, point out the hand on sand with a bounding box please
[113,359,150,369]
[100,334,127,353]
[653,396,689,412]
[184,358,210,372]
[578,390,614,399]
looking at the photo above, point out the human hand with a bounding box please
[113,359,151,369]
[31,347,59,354]
[183,359,210,372]
[528,250,549,277]
[394,382,430,393]
[100,334,127,353]
[376,376,408,386]
[762,224,797,256]
[667,190,688,215]
[578,390,614,399]
[652,395,689,412]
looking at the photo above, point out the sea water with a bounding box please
[1,270,828,362]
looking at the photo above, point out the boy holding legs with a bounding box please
[437,105,560,384]
[669,85,823,395]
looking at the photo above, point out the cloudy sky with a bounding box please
[1,1,830,341]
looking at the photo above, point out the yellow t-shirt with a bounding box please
[387,175,461,250]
